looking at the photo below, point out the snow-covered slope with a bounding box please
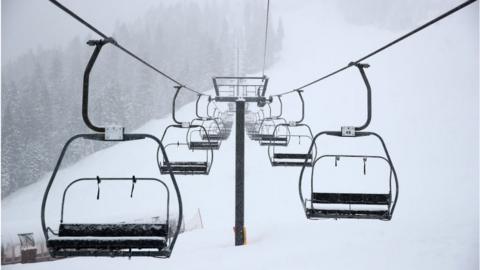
[2,1,478,269]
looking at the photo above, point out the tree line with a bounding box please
[1,0,284,197]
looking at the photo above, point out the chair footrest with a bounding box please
[50,249,170,257]
[259,135,287,141]
[306,209,390,220]
[164,162,207,165]
[260,141,289,146]
[272,161,312,167]
[48,236,167,250]
[274,153,312,159]
[312,192,391,205]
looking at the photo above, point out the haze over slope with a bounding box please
[2,1,478,269]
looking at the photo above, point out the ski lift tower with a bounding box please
[212,76,270,246]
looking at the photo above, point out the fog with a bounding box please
[2,0,173,64]
[2,0,463,64]
[1,0,477,269]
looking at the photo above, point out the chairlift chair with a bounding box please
[246,110,264,139]
[41,38,183,258]
[159,87,214,175]
[268,91,317,167]
[45,176,175,257]
[298,63,399,220]
[219,112,234,138]
[303,151,398,220]
[255,119,289,146]
[204,101,232,141]
[188,96,224,149]
[203,96,233,141]
[252,99,289,146]
[189,119,223,150]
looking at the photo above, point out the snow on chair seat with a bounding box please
[41,35,183,258]
[271,153,313,167]
[299,133,399,221]
[189,141,221,150]
[160,161,209,175]
[306,209,390,220]
[311,192,390,205]
[267,91,317,167]
[306,193,391,219]
[42,175,178,258]
[58,223,168,237]
[201,130,230,141]
[298,63,398,221]
[259,135,289,146]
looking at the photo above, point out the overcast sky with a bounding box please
[1,0,471,65]
[1,0,167,64]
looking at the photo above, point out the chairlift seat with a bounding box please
[47,223,168,257]
[312,192,390,205]
[201,134,228,141]
[58,223,168,237]
[271,161,311,167]
[259,136,288,146]
[189,141,221,150]
[248,133,262,140]
[306,192,391,220]
[251,133,287,143]
[260,141,288,146]
[160,162,209,175]
[306,209,390,219]
[272,153,313,166]
[273,153,312,160]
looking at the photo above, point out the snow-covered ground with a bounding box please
[2,1,478,269]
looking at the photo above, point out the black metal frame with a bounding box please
[213,80,272,246]
[297,63,399,220]
[159,125,214,175]
[298,131,399,220]
[191,95,230,142]
[308,154,394,216]
[255,120,288,145]
[41,39,183,258]
[246,97,290,145]
[351,63,371,132]
[52,177,172,256]
[234,100,246,245]
[245,110,263,139]
[82,38,115,133]
[267,124,317,167]
[213,76,269,98]
[159,86,214,175]
[267,90,317,166]
[41,134,183,258]
[59,177,171,225]
[190,118,226,144]
[271,90,305,123]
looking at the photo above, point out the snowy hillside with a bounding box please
[2,1,478,269]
